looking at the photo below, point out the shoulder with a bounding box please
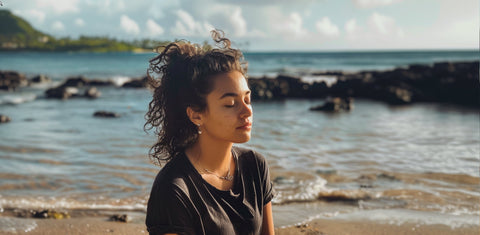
[150,154,190,197]
[233,146,268,168]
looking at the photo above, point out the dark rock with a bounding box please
[249,77,275,100]
[0,114,11,123]
[310,97,354,112]
[32,209,69,219]
[93,111,120,118]
[84,87,101,98]
[45,76,88,99]
[307,81,329,98]
[45,86,78,99]
[315,169,337,175]
[312,71,344,76]
[408,64,431,73]
[122,76,148,88]
[276,74,309,97]
[32,210,49,219]
[248,75,310,100]
[384,86,413,104]
[377,173,399,181]
[60,76,89,88]
[13,209,29,218]
[109,214,130,223]
[89,79,115,86]
[326,61,479,107]
[0,71,27,91]
[30,74,51,84]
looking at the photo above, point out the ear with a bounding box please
[186,106,203,125]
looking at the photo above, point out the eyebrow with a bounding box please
[219,90,251,99]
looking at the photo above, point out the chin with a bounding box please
[233,133,251,143]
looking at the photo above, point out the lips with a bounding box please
[236,122,252,129]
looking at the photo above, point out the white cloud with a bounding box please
[413,17,478,49]
[75,18,85,27]
[201,5,250,38]
[248,28,268,38]
[146,19,165,37]
[345,18,359,34]
[15,9,46,24]
[85,0,126,14]
[51,21,65,31]
[352,0,403,8]
[120,15,140,35]
[36,0,80,14]
[273,12,308,39]
[346,12,403,40]
[367,12,403,37]
[315,17,340,37]
[170,9,215,37]
[229,8,247,37]
[344,12,405,48]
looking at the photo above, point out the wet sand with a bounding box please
[275,219,479,235]
[1,212,478,235]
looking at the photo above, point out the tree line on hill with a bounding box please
[0,9,170,52]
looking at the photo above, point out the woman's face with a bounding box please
[199,70,253,143]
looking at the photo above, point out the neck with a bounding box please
[186,135,233,172]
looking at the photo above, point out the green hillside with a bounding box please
[0,9,166,52]
[0,9,54,49]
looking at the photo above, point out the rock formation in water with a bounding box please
[248,61,479,107]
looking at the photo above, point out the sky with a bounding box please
[2,0,478,51]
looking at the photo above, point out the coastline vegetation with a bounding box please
[0,9,169,52]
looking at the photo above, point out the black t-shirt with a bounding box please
[146,146,275,235]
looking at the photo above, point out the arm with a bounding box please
[261,202,275,235]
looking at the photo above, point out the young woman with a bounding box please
[144,30,276,235]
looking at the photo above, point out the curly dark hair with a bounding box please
[144,30,248,165]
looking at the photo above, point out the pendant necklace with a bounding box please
[203,164,233,181]
[198,153,234,181]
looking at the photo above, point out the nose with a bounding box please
[240,102,253,118]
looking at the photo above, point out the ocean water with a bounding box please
[0,50,479,228]
[0,50,478,79]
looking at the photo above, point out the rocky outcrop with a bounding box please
[249,61,479,107]
[84,87,101,98]
[93,111,120,118]
[45,86,79,99]
[88,79,115,86]
[0,114,11,123]
[45,76,106,99]
[109,214,131,223]
[58,76,115,87]
[122,76,149,88]
[32,209,70,219]
[329,61,479,106]
[0,71,27,91]
[310,97,354,112]
[60,76,89,87]
[249,75,311,100]
[29,74,51,84]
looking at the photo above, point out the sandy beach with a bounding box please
[1,212,478,235]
